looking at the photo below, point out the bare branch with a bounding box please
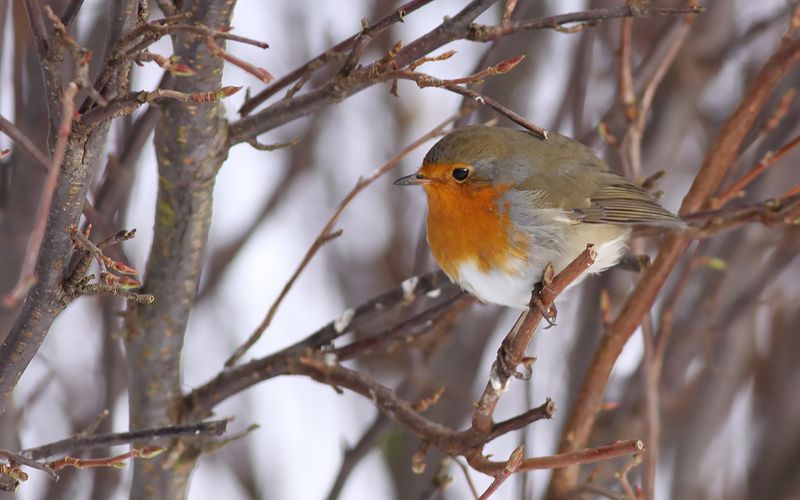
[21,420,228,460]
[2,82,78,309]
[224,111,466,367]
[548,34,800,499]
[0,114,51,172]
[467,5,706,41]
[467,440,644,474]
[239,0,437,115]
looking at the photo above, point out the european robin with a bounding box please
[394,126,684,308]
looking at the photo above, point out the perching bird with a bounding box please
[394,126,684,308]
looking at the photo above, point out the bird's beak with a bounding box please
[393,172,430,186]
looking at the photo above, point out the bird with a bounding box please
[394,125,684,308]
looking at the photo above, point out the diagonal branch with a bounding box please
[548,33,800,499]
[0,114,51,172]
[224,111,466,367]
[238,0,437,115]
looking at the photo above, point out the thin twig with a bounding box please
[223,111,467,367]
[2,82,78,308]
[443,84,549,140]
[478,445,524,500]
[185,270,457,417]
[0,114,51,172]
[548,33,800,500]
[79,86,242,129]
[618,17,637,124]
[47,446,166,472]
[22,0,50,59]
[21,420,228,460]
[454,457,481,499]
[684,193,800,237]
[390,56,550,139]
[206,36,273,83]
[0,450,56,480]
[640,314,658,500]
[467,440,644,474]
[333,294,471,361]
[712,132,800,207]
[617,453,644,499]
[77,409,111,437]
[501,0,518,23]
[238,0,436,115]
[472,245,597,433]
[59,0,85,31]
[467,5,706,41]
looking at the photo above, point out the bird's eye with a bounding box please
[452,168,470,181]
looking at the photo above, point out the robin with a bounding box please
[394,125,684,308]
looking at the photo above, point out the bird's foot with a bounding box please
[530,282,558,328]
[617,253,651,273]
[493,336,536,383]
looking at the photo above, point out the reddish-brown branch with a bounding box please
[490,399,555,437]
[712,132,800,207]
[682,38,800,214]
[618,453,644,499]
[614,13,694,498]
[298,354,556,457]
[467,440,644,475]
[477,445,524,500]
[206,36,273,83]
[88,18,267,108]
[683,193,800,237]
[47,446,165,472]
[548,33,800,500]
[618,17,637,124]
[185,248,628,488]
[759,87,797,136]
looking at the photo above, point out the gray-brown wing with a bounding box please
[578,180,685,227]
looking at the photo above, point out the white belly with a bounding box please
[454,233,629,308]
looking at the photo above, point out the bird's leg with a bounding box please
[530,263,558,328]
[494,312,526,381]
[616,252,651,272]
[530,288,557,328]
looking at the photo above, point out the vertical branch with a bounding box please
[2,83,78,307]
[0,0,141,415]
[639,314,658,500]
[548,33,800,500]
[123,1,237,498]
[21,0,65,148]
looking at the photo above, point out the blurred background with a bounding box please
[1,0,799,499]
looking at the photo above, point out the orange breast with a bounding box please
[423,182,529,280]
